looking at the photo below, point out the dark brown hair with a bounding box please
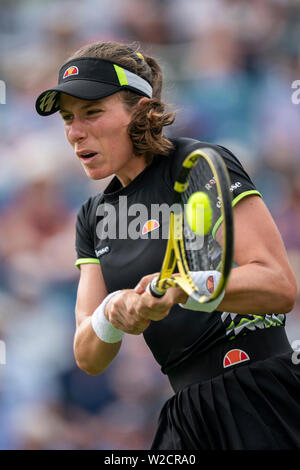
[67,41,175,163]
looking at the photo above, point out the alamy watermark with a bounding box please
[291,80,300,104]
[0,80,6,104]
[0,340,6,365]
[292,340,300,365]
[95,197,209,250]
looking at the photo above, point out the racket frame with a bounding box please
[151,147,234,304]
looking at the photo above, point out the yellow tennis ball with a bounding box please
[186,191,212,235]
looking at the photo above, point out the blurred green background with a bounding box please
[0,0,299,450]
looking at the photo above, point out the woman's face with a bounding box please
[60,92,146,184]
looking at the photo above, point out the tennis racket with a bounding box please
[149,146,234,304]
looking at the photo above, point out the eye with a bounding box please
[61,113,73,122]
[86,109,102,116]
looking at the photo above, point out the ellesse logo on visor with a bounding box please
[63,66,79,79]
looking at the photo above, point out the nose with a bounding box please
[66,117,88,145]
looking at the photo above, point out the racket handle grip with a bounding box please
[147,278,166,298]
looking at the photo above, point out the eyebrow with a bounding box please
[59,101,103,113]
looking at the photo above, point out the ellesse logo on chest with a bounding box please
[142,219,160,235]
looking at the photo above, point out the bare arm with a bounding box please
[217,195,297,314]
[74,263,121,375]
[135,195,297,316]
[74,195,297,373]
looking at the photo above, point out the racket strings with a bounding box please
[180,158,222,273]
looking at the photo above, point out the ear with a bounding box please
[137,97,150,108]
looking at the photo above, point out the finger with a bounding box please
[108,291,153,332]
[135,273,159,294]
[163,286,188,305]
[134,283,144,294]
[136,293,172,321]
[121,294,152,332]
[109,306,150,334]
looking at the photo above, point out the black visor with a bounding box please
[35,57,153,116]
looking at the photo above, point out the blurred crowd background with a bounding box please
[0,0,300,450]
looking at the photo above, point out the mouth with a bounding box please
[76,151,99,163]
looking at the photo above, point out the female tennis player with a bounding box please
[35,41,300,450]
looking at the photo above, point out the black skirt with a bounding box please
[151,351,300,450]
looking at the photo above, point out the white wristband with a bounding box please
[179,271,225,312]
[91,291,124,343]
